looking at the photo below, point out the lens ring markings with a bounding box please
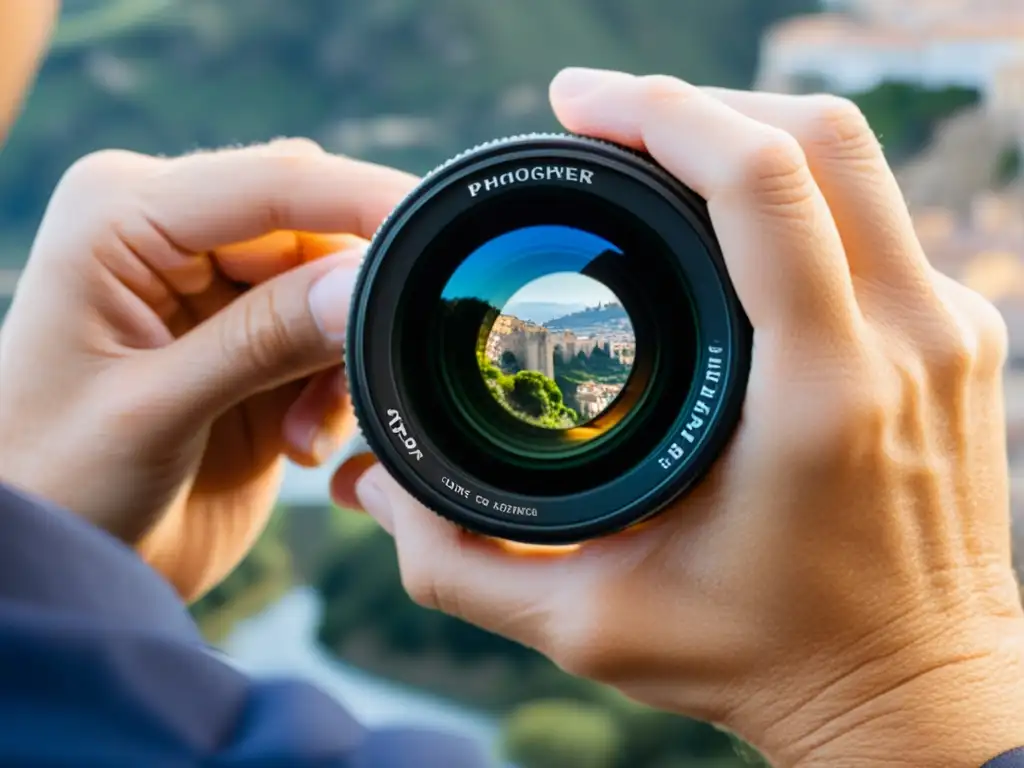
[346,134,752,544]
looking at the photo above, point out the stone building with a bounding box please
[492,325,558,380]
[489,323,611,381]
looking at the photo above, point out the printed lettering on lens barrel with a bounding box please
[346,134,753,543]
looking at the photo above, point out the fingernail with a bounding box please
[312,431,342,462]
[356,472,394,535]
[308,253,362,344]
[551,67,610,100]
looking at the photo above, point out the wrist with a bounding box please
[744,616,1024,768]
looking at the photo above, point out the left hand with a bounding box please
[0,139,417,600]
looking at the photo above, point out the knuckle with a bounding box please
[550,624,617,683]
[247,150,322,230]
[47,150,153,244]
[785,362,894,462]
[255,193,292,233]
[636,74,696,106]
[263,147,320,176]
[955,286,1009,375]
[228,290,296,375]
[399,564,442,611]
[976,300,1010,372]
[801,94,879,157]
[733,129,813,205]
[543,598,621,683]
[830,382,891,443]
[924,308,977,378]
[265,136,324,156]
[55,150,143,200]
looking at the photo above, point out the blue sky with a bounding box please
[441,224,623,309]
[506,272,618,306]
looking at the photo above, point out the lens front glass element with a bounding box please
[351,138,752,540]
[441,225,636,442]
[397,188,699,496]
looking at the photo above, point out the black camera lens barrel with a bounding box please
[346,133,752,544]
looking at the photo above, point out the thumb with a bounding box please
[354,465,564,647]
[160,247,362,420]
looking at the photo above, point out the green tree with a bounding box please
[1,0,822,269]
[586,703,756,768]
[311,517,763,759]
[508,370,554,417]
[189,510,293,642]
[995,144,1022,187]
[507,369,577,426]
[848,81,980,164]
[503,700,623,768]
[317,526,542,668]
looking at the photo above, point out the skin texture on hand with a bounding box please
[0,139,417,600]
[333,69,1024,767]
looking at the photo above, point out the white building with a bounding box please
[991,57,1024,154]
[820,0,1024,27]
[758,2,1024,110]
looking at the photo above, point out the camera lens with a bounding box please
[346,134,751,544]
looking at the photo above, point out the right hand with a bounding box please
[334,68,1024,768]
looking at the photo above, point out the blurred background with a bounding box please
[1,1,1023,766]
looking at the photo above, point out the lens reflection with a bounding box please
[480,272,635,430]
[439,224,641,453]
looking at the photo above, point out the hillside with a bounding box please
[501,301,588,325]
[0,0,819,263]
[546,302,631,333]
[896,107,1021,213]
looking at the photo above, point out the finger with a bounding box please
[329,452,379,510]
[139,139,418,251]
[47,149,221,300]
[355,465,562,645]
[214,232,369,286]
[282,365,356,467]
[698,87,932,294]
[550,68,862,345]
[328,447,582,555]
[143,246,360,422]
[155,233,369,334]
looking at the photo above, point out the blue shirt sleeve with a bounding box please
[986,748,1024,767]
[0,482,496,767]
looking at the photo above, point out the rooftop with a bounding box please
[766,11,1024,47]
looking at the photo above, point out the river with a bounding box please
[222,461,503,755]
[221,586,500,750]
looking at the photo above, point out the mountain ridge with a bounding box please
[502,301,587,325]
[545,302,630,332]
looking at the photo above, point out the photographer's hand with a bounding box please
[334,69,1024,767]
[0,139,416,601]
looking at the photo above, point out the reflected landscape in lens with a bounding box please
[481,273,635,429]
[439,224,637,438]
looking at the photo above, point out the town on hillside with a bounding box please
[483,303,636,423]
